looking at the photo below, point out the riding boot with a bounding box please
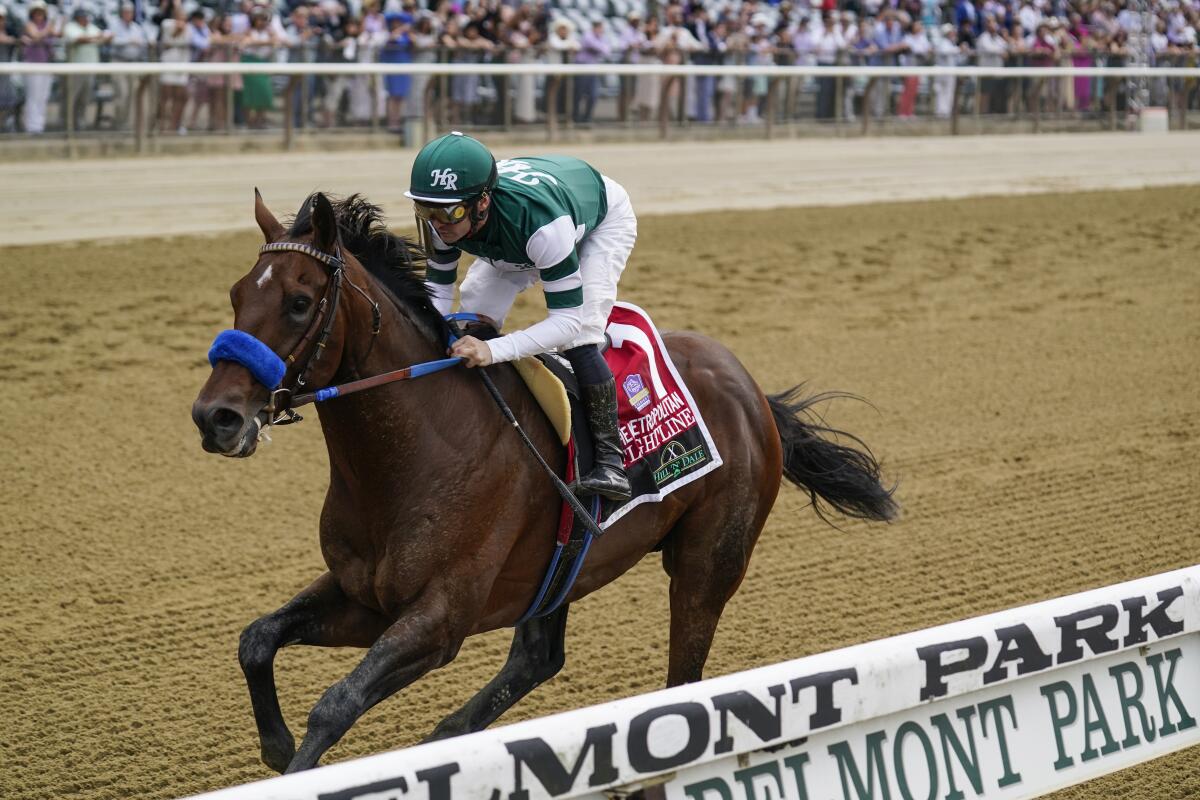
[577,379,633,502]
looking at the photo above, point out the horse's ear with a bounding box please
[310,192,339,254]
[254,188,285,243]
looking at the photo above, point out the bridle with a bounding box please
[259,240,381,425]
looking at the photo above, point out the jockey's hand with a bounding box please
[450,335,493,368]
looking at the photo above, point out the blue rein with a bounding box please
[206,312,482,405]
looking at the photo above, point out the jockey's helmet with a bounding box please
[405,131,498,205]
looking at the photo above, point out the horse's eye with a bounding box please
[289,295,312,316]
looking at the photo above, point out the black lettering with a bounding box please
[916,637,988,701]
[789,668,859,729]
[1055,605,1120,664]
[505,724,618,799]
[982,624,1053,685]
[628,703,710,773]
[1121,588,1185,647]
[319,776,407,800]
[415,764,460,800]
[712,684,787,754]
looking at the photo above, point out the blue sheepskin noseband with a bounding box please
[208,329,287,390]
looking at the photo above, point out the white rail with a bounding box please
[186,565,1200,800]
[0,62,1199,78]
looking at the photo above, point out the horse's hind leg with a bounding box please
[661,494,770,687]
[424,604,570,742]
[239,572,391,773]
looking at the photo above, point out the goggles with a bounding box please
[413,200,471,224]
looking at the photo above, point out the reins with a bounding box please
[240,242,607,540]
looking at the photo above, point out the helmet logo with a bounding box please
[430,168,459,191]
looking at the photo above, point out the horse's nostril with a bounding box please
[209,407,245,438]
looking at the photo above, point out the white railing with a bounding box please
[0,61,1191,151]
[2,62,1200,77]
[186,565,1200,800]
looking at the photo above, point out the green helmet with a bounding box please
[405,131,498,204]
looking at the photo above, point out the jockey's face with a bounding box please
[432,193,490,245]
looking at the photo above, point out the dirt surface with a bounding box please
[2,186,1199,799]
[4,132,1200,246]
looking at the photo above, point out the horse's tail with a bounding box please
[768,385,898,523]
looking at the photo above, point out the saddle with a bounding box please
[460,320,595,483]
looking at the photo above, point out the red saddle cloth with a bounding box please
[598,301,724,530]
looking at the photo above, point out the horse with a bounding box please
[191,191,897,775]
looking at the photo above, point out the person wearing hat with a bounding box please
[932,22,963,118]
[65,5,110,130]
[405,132,640,501]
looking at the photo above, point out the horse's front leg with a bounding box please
[285,594,462,773]
[239,572,392,773]
[424,604,570,741]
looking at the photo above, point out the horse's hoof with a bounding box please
[261,735,296,774]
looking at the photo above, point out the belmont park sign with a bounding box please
[193,567,1200,800]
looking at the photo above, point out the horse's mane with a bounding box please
[287,193,448,339]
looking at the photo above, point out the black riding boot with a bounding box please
[578,380,632,501]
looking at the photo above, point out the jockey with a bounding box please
[405,131,636,502]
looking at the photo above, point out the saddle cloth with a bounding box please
[515,301,723,531]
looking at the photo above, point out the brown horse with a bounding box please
[191,192,896,775]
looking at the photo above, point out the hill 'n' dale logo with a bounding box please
[653,439,707,486]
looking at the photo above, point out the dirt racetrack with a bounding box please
[2,185,1199,799]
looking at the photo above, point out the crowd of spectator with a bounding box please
[0,0,1198,134]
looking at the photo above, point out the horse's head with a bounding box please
[192,190,356,457]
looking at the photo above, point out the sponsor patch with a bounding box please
[652,440,709,487]
[623,373,651,413]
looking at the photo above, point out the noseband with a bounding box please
[206,239,382,426]
[264,241,383,424]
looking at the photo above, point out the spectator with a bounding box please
[379,12,412,131]
[976,15,1009,112]
[109,3,150,130]
[574,18,611,124]
[20,1,57,134]
[814,10,845,119]
[205,15,242,131]
[64,7,111,131]
[287,6,322,120]
[453,20,494,124]
[0,7,17,133]
[319,16,362,127]
[898,20,931,117]
[546,18,579,122]
[184,10,213,133]
[241,8,283,128]
[932,23,963,117]
[655,5,701,120]
[408,15,439,123]
[632,14,661,122]
[158,3,191,134]
[231,0,253,35]
[688,7,720,123]
[1067,12,1094,111]
[740,16,773,123]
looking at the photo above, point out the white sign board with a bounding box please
[189,566,1200,800]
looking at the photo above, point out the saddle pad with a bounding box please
[512,356,572,446]
[602,301,723,530]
